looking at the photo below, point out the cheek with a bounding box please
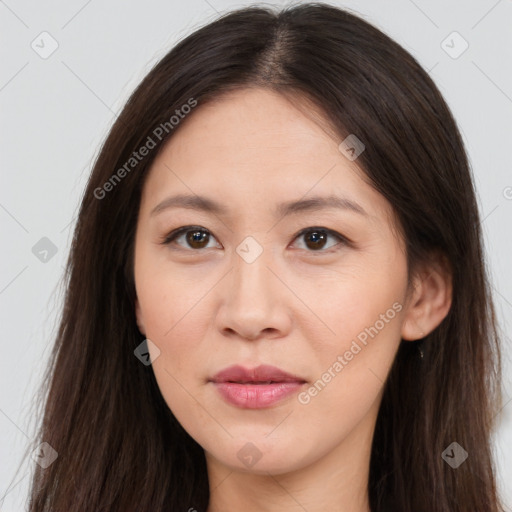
[302,261,406,354]
[137,272,211,420]
[136,259,208,337]
[293,298,403,450]
[296,258,406,409]
[134,263,210,394]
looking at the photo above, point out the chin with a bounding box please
[206,434,316,476]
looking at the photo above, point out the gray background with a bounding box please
[1,0,511,509]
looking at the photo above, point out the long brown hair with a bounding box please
[24,3,504,510]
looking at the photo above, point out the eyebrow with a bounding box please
[150,193,367,218]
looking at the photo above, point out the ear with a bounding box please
[135,297,146,336]
[401,252,452,341]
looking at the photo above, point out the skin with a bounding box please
[134,88,452,512]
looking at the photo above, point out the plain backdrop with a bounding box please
[1,0,511,510]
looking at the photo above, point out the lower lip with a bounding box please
[212,381,305,409]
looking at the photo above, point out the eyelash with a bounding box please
[159,225,351,254]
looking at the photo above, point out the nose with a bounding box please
[214,246,293,341]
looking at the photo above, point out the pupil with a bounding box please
[307,231,326,249]
[188,230,208,248]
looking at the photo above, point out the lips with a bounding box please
[209,364,307,409]
[210,364,306,384]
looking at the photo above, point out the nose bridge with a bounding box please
[215,234,291,340]
[231,236,274,308]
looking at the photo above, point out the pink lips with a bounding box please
[209,364,307,409]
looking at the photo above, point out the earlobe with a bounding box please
[401,255,452,341]
[135,298,146,335]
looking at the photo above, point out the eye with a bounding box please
[160,226,220,250]
[291,227,349,253]
[160,225,350,253]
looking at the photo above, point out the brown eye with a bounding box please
[186,229,210,249]
[304,230,327,250]
[162,225,349,254]
[293,228,348,253]
[162,226,220,250]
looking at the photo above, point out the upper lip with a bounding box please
[210,364,307,384]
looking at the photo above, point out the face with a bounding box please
[134,88,412,475]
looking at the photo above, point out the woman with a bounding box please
[26,3,504,511]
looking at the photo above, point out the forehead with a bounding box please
[164,88,342,165]
[140,88,395,228]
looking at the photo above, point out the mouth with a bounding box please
[223,380,291,384]
[209,364,307,409]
